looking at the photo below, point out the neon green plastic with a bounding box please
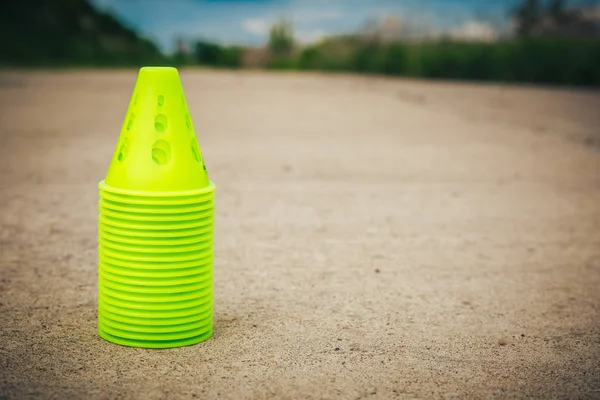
[98,261,212,278]
[99,198,214,214]
[104,66,210,192]
[99,223,213,238]
[99,244,212,263]
[99,181,215,204]
[100,230,213,246]
[98,268,213,287]
[98,66,215,349]
[100,253,214,270]
[99,237,211,254]
[99,206,213,222]
[98,275,211,294]
[99,189,214,206]
[99,214,214,230]
[100,307,212,326]
[99,298,213,319]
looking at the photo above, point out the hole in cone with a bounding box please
[126,113,135,131]
[191,139,201,163]
[104,67,212,191]
[155,114,167,133]
[186,113,194,133]
[118,138,129,162]
[151,140,171,165]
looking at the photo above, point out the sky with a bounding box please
[90,0,553,52]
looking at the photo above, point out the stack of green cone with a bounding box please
[97,67,215,348]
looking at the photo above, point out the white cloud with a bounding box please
[242,9,342,39]
[450,21,498,42]
[243,19,269,36]
[296,29,328,44]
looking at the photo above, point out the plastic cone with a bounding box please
[97,66,216,349]
[104,66,210,193]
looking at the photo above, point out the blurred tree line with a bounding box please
[263,0,600,85]
[172,39,242,69]
[294,37,599,85]
[0,0,164,66]
[1,0,598,86]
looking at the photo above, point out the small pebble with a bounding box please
[498,338,508,346]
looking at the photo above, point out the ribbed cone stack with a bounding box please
[97,67,215,348]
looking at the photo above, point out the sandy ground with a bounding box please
[0,69,599,399]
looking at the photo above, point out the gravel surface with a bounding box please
[1,69,599,399]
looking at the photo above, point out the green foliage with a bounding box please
[258,0,600,86]
[296,37,358,71]
[2,0,597,87]
[0,0,165,66]
[512,0,542,37]
[511,0,598,38]
[266,57,299,70]
[268,19,294,56]
[287,37,600,86]
[194,41,242,68]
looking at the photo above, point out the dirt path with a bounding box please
[1,70,599,399]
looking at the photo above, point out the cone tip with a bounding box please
[104,65,209,192]
[138,66,180,79]
[140,66,178,71]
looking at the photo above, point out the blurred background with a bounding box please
[1,0,599,86]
